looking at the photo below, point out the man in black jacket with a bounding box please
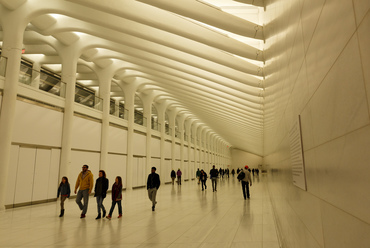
[147,167,161,211]
[209,165,219,192]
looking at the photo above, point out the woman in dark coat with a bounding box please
[94,170,109,219]
[106,176,123,219]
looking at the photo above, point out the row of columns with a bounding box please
[0,29,230,212]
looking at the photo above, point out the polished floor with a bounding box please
[0,174,280,248]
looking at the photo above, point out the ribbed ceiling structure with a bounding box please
[1,0,265,155]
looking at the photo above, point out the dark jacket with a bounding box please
[147,172,161,190]
[210,168,219,178]
[171,170,176,178]
[57,182,71,198]
[94,177,109,198]
[111,183,122,201]
[200,172,207,181]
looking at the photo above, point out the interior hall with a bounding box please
[0,0,369,248]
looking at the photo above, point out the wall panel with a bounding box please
[71,116,101,151]
[133,133,146,156]
[12,100,63,147]
[151,137,161,157]
[14,147,36,204]
[164,141,171,158]
[108,126,127,154]
[5,145,20,205]
[47,149,61,199]
[32,149,51,202]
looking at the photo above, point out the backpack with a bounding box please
[237,171,245,180]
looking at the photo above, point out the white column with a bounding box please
[124,82,137,190]
[169,110,176,170]
[142,94,153,173]
[156,103,166,181]
[59,45,80,179]
[97,68,114,171]
[0,19,26,210]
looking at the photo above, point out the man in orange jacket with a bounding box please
[75,164,94,218]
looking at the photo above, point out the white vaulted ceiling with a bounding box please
[1,0,265,155]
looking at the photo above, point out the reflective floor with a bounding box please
[0,174,280,248]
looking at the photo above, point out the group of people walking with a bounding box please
[194,165,253,198]
[57,163,255,218]
[57,165,125,219]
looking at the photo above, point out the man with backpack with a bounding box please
[237,165,252,199]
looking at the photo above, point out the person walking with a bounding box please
[209,165,219,192]
[171,169,176,185]
[199,169,207,191]
[57,176,70,217]
[231,169,235,177]
[106,176,123,219]
[196,168,201,184]
[238,165,252,199]
[74,164,94,218]
[94,170,109,219]
[147,167,160,211]
[176,168,182,185]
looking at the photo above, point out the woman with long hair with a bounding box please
[57,176,70,217]
[106,176,123,219]
[94,170,109,219]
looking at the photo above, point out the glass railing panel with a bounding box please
[19,63,33,85]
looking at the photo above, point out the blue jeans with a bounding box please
[96,196,106,215]
[108,200,122,216]
[76,189,89,214]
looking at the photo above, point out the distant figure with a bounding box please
[171,170,176,185]
[237,165,252,200]
[196,168,201,184]
[236,168,240,174]
[147,167,161,211]
[252,168,255,176]
[74,164,94,218]
[256,168,259,176]
[199,169,207,191]
[94,170,109,219]
[226,168,230,178]
[231,169,235,177]
[210,165,219,192]
[57,176,70,217]
[177,169,182,185]
[106,176,123,219]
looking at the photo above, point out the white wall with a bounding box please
[71,116,101,151]
[263,0,370,247]
[231,148,262,170]
[108,126,127,154]
[174,143,181,159]
[151,137,160,157]
[164,141,171,158]
[133,133,146,156]
[12,100,63,147]
[6,146,60,206]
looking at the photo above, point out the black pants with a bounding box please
[241,181,250,199]
[201,180,207,190]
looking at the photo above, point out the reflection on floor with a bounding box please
[0,174,280,248]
